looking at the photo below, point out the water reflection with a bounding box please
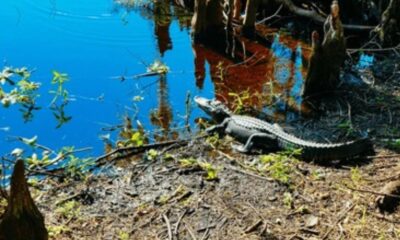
[154,0,173,56]
[149,76,176,141]
[1,0,314,156]
[191,28,311,121]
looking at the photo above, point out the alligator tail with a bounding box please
[278,137,374,161]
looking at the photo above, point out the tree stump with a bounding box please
[301,31,324,97]
[0,160,48,240]
[301,0,346,98]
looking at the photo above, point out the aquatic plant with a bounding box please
[147,60,169,75]
[49,71,72,128]
[0,66,41,121]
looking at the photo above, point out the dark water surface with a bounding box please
[1,0,311,156]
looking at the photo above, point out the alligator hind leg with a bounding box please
[233,133,277,153]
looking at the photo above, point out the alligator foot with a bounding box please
[233,132,277,153]
[232,143,252,153]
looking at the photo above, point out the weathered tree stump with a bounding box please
[376,180,400,213]
[301,0,346,98]
[0,160,48,240]
[301,31,324,97]
[374,0,400,46]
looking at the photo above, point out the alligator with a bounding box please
[194,96,373,161]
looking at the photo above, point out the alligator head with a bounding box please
[194,96,231,122]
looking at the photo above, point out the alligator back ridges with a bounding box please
[231,115,373,161]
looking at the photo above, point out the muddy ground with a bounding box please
[2,54,400,240]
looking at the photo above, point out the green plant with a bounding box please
[56,200,81,220]
[283,192,293,208]
[179,158,198,167]
[179,158,219,180]
[206,133,221,148]
[350,167,362,185]
[50,71,69,102]
[49,71,72,128]
[147,60,169,74]
[199,161,219,180]
[228,90,250,114]
[0,66,41,121]
[260,153,299,184]
[48,225,70,238]
[26,153,51,169]
[118,231,130,240]
[146,149,159,161]
[65,155,94,180]
[216,61,225,80]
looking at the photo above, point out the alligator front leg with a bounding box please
[234,132,277,153]
[205,118,230,135]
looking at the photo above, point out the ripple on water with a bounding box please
[17,0,155,47]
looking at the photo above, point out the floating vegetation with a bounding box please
[147,60,169,75]
[112,60,169,81]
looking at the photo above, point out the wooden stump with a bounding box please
[0,160,48,240]
[301,31,324,98]
[301,0,346,98]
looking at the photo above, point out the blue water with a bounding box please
[0,0,307,158]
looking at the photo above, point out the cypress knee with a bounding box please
[302,0,346,98]
[0,160,48,240]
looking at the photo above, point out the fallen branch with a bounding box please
[345,185,400,199]
[162,213,173,240]
[174,208,188,236]
[95,135,208,167]
[274,0,374,30]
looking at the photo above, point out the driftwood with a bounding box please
[0,160,48,240]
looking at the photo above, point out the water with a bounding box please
[0,0,310,158]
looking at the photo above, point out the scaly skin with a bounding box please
[195,96,373,161]
[228,115,372,160]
